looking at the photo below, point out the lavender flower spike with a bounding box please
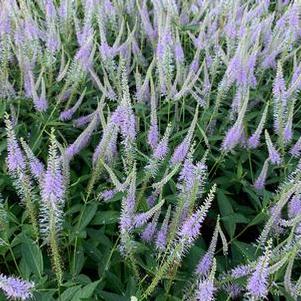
[155,205,171,251]
[222,89,249,152]
[40,130,65,238]
[254,159,269,190]
[290,136,301,157]
[178,184,216,246]
[283,100,295,144]
[141,210,160,242]
[147,86,159,150]
[120,167,137,233]
[196,218,219,277]
[221,123,243,152]
[20,138,45,181]
[4,113,26,173]
[248,102,269,149]
[246,240,272,300]
[171,106,198,165]
[0,274,34,300]
[153,124,172,160]
[265,130,281,165]
[196,259,216,301]
[59,88,86,121]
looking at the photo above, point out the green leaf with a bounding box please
[217,190,236,238]
[99,291,128,301]
[77,203,98,231]
[60,286,81,301]
[221,213,250,224]
[232,241,258,261]
[21,235,43,279]
[91,211,119,225]
[71,280,100,301]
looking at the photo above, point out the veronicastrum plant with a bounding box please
[1,0,301,300]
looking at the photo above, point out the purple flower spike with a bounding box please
[171,139,190,165]
[231,264,252,279]
[5,116,26,173]
[288,195,301,219]
[196,252,212,276]
[290,137,301,157]
[222,123,243,152]
[265,131,281,165]
[247,257,269,300]
[141,217,157,242]
[0,274,34,301]
[148,122,159,150]
[178,185,215,245]
[196,279,215,301]
[246,242,271,300]
[155,206,171,251]
[34,97,48,112]
[254,159,269,190]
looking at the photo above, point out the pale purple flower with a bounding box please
[0,274,34,300]
[248,133,260,149]
[99,42,114,61]
[103,0,116,18]
[42,164,64,204]
[223,283,242,299]
[59,90,85,121]
[65,115,99,160]
[147,194,156,208]
[153,133,169,160]
[265,131,281,165]
[23,66,33,98]
[248,103,268,149]
[45,0,56,20]
[178,158,195,190]
[139,5,156,41]
[119,213,132,232]
[120,173,136,232]
[254,159,269,190]
[196,279,215,301]
[59,109,74,121]
[190,58,199,74]
[141,216,158,242]
[58,0,68,20]
[34,97,48,112]
[46,34,60,54]
[196,252,212,276]
[75,37,93,70]
[247,255,270,300]
[148,122,159,150]
[288,4,299,30]
[222,123,243,152]
[155,206,171,251]
[93,122,118,164]
[73,112,96,128]
[179,209,206,244]
[174,42,184,63]
[290,137,301,157]
[171,138,190,165]
[231,264,252,278]
[100,189,117,201]
[179,159,207,197]
[273,63,286,103]
[65,134,91,160]
[283,120,293,143]
[288,195,301,219]
[111,103,136,141]
[29,158,45,179]
[5,117,26,173]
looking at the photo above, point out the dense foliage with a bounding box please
[1,0,301,300]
